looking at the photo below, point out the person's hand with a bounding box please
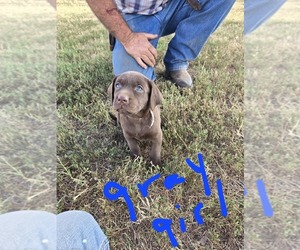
[123,32,158,69]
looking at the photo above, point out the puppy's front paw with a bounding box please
[150,157,162,167]
[130,151,140,159]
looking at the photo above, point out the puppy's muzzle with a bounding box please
[117,95,129,105]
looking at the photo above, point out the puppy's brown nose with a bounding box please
[117,95,129,104]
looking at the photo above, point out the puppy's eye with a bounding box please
[135,85,144,92]
[115,82,122,89]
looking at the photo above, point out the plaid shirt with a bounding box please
[114,0,169,15]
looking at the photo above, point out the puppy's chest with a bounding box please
[120,116,153,140]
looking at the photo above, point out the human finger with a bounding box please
[140,54,155,68]
[148,46,158,60]
[144,33,158,40]
[135,57,148,69]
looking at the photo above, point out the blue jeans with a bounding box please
[0,210,109,250]
[244,0,286,35]
[113,0,235,80]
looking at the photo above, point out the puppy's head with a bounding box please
[108,71,162,115]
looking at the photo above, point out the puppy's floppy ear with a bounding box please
[108,76,117,104]
[148,80,163,111]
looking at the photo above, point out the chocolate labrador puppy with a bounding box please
[108,71,163,166]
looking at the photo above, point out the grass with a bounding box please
[2,0,298,249]
[57,0,243,249]
[244,1,300,249]
[0,0,56,212]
